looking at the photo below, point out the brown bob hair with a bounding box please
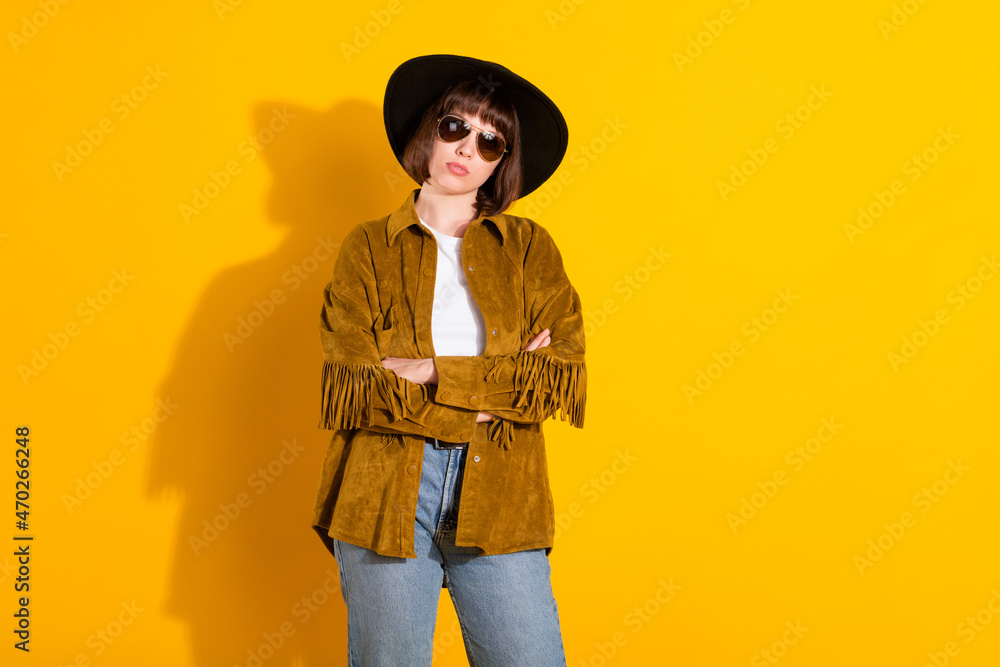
[402,80,523,218]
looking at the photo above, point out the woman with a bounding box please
[311,54,587,666]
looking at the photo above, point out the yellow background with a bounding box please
[3,0,999,665]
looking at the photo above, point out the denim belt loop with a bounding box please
[428,436,468,450]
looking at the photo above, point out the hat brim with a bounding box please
[383,54,568,201]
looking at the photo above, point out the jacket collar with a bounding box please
[385,188,508,246]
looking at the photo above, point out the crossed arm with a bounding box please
[317,282,554,439]
[318,222,585,438]
[380,327,554,421]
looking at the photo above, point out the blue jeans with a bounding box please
[330,437,567,666]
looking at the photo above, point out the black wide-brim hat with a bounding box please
[383,54,568,200]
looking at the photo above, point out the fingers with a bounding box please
[522,328,551,351]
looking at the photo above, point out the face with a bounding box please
[423,112,504,195]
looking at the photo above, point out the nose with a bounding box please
[455,131,476,159]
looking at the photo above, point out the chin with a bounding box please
[435,173,483,194]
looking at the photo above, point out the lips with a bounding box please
[446,162,468,176]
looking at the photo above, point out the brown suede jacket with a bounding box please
[310,188,587,561]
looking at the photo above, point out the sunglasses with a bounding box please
[436,115,508,162]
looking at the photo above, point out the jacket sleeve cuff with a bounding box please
[432,351,586,428]
[319,360,478,441]
[382,382,480,442]
[433,356,489,410]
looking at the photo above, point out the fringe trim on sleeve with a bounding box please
[378,432,402,448]
[485,351,587,429]
[486,417,514,451]
[318,360,424,431]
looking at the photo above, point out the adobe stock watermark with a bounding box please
[887,254,997,372]
[233,567,342,667]
[716,85,834,201]
[7,0,73,54]
[432,618,466,663]
[683,288,798,404]
[522,116,626,218]
[398,115,622,220]
[223,235,340,352]
[52,66,169,182]
[385,115,628,215]
[0,556,18,585]
[544,0,589,29]
[62,398,179,514]
[727,417,843,534]
[878,0,932,40]
[579,577,682,666]
[921,588,1000,667]
[18,268,135,385]
[213,0,247,20]
[340,0,403,62]
[179,106,296,223]
[189,438,306,555]
[582,245,671,339]
[853,459,969,575]
[750,620,808,666]
[843,126,959,243]
[672,0,754,72]
[553,449,638,542]
[54,600,145,666]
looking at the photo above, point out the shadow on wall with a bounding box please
[143,98,409,667]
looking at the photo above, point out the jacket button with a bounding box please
[492,329,497,336]
[468,265,474,271]
[423,267,433,276]
[439,391,451,401]
[407,464,418,474]
[417,331,426,340]
[469,395,479,406]
[473,456,480,463]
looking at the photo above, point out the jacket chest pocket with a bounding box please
[380,298,424,360]
[373,304,396,359]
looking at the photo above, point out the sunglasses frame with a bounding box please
[436,114,508,163]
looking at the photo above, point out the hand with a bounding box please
[381,329,550,384]
[380,359,493,422]
[523,328,551,351]
[380,357,436,384]
[474,330,548,423]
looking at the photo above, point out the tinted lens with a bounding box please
[438,116,469,142]
[477,133,505,162]
[438,115,505,162]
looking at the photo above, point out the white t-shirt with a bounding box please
[417,216,486,357]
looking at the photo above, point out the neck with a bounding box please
[413,185,481,237]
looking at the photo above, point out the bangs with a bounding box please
[438,83,517,141]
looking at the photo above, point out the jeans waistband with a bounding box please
[427,436,468,450]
